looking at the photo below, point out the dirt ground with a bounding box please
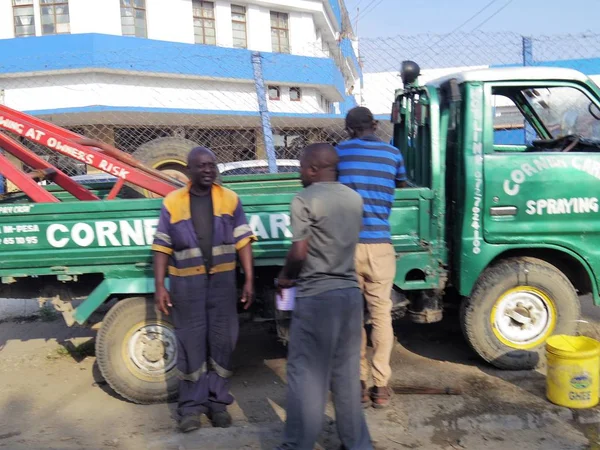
[1,297,600,450]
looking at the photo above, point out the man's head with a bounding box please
[345,106,378,139]
[187,146,217,190]
[299,143,339,188]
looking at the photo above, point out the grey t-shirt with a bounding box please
[290,182,363,297]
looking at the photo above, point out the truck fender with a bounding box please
[461,245,599,304]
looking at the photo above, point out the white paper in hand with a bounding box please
[276,287,296,311]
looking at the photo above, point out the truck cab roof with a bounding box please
[427,66,592,87]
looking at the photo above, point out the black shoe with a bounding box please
[209,410,232,428]
[178,415,201,433]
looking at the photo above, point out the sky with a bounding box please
[346,0,600,39]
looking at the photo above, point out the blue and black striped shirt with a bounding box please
[336,135,406,244]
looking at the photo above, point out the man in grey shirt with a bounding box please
[276,143,373,450]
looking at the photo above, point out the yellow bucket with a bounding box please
[546,335,600,409]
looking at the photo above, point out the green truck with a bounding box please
[1,64,600,405]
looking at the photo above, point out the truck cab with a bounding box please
[391,63,600,370]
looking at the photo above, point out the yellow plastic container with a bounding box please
[546,335,600,409]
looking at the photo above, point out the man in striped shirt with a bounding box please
[336,106,407,409]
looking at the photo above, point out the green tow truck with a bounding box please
[1,64,600,404]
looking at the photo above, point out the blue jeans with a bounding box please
[279,287,373,450]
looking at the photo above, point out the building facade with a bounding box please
[0,0,361,175]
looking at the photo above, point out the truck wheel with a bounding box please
[132,137,198,185]
[96,297,178,404]
[460,257,580,370]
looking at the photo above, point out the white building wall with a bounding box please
[1,0,335,57]
[146,0,195,43]
[69,0,121,35]
[289,11,317,56]
[1,73,328,116]
[246,4,273,52]
[0,1,13,40]
[362,66,490,115]
[215,1,234,48]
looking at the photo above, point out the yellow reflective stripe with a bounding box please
[213,244,236,257]
[233,224,252,238]
[174,248,202,261]
[151,244,173,255]
[168,265,206,277]
[208,261,237,274]
[209,358,233,379]
[176,362,207,382]
[235,235,257,251]
[154,231,172,245]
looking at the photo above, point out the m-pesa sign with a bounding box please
[0,115,130,179]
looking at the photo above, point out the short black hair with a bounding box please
[345,106,375,132]
[187,146,216,165]
[303,143,339,170]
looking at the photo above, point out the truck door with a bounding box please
[390,87,445,290]
[482,82,600,262]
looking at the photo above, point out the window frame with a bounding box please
[270,11,290,54]
[485,81,600,154]
[12,0,36,38]
[39,0,70,36]
[289,87,302,102]
[193,0,216,46]
[268,86,281,101]
[120,0,147,38]
[231,4,247,49]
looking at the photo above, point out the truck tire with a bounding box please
[131,137,198,184]
[96,297,178,404]
[460,257,580,370]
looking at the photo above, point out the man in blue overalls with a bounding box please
[153,147,256,432]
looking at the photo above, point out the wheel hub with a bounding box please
[128,324,177,376]
[493,289,552,345]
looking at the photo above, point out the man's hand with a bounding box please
[155,285,172,316]
[241,279,254,310]
[276,272,296,295]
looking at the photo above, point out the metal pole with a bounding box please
[251,51,277,173]
[522,36,536,144]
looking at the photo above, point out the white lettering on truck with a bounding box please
[249,214,292,240]
[526,197,599,215]
[470,87,484,256]
[503,156,600,196]
[47,219,158,248]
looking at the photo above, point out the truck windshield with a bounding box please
[522,86,600,141]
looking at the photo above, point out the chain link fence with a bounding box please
[1,31,599,188]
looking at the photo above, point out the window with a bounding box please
[40,0,70,35]
[491,85,600,151]
[320,94,333,114]
[121,0,147,38]
[268,86,280,101]
[289,87,301,102]
[13,0,35,37]
[273,130,307,159]
[231,5,247,49]
[492,95,534,146]
[270,11,289,53]
[193,1,216,46]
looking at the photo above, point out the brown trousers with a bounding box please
[355,243,396,387]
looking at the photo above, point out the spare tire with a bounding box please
[132,137,199,185]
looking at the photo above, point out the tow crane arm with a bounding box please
[0,104,185,201]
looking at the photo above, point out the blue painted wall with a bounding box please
[0,34,346,97]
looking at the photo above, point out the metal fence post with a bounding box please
[251,52,278,173]
[522,36,536,144]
